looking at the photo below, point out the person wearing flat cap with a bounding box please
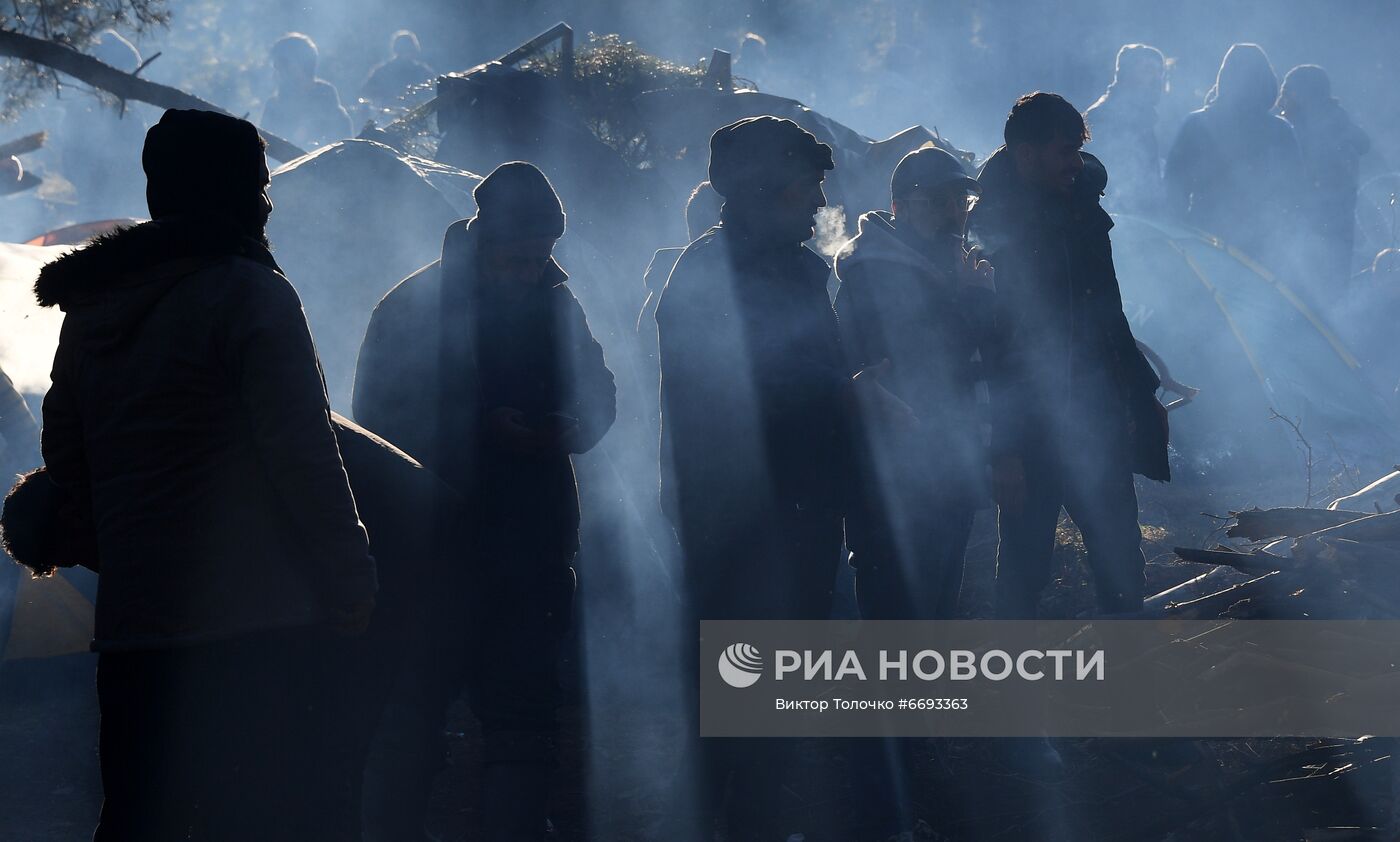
[833,144,998,837]
[655,115,855,840]
[354,160,615,841]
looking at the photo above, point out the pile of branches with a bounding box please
[1160,507,1400,619]
[522,32,710,164]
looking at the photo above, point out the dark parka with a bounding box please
[353,218,616,576]
[36,218,377,650]
[971,148,1168,481]
[657,223,854,613]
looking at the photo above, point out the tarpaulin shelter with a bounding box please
[268,139,481,410]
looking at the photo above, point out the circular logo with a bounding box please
[718,643,763,688]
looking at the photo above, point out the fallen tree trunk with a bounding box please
[0,131,45,158]
[1173,546,1297,573]
[0,28,305,163]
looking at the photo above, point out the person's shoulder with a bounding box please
[1266,113,1299,137]
[1084,91,1113,120]
[666,228,724,283]
[218,255,298,301]
[679,226,723,259]
[376,259,442,314]
[656,232,725,322]
[645,246,685,280]
[199,257,306,331]
[1178,108,1209,129]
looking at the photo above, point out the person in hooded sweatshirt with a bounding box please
[1164,43,1306,264]
[35,108,377,842]
[836,145,995,622]
[970,92,1169,621]
[354,161,615,842]
[833,145,996,837]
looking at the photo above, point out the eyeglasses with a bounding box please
[901,192,979,212]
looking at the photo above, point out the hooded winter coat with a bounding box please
[353,218,616,572]
[834,211,995,501]
[971,149,1168,481]
[36,217,376,651]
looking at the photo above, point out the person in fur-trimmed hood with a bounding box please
[36,109,376,842]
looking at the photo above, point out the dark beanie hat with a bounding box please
[891,146,978,201]
[143,109,267,218]
[707,116,834,200]
[472,161,567,241]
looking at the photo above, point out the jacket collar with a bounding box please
[35,216,279,310]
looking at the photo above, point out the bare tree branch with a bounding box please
[0,27,305,162]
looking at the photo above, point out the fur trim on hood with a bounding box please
[35,217,278,310]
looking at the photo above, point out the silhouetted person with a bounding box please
[656,116,852,840]
[838,145,994,622]
[971,93,1168,619]
[638,180,722,335]
[835,145,996,836]
[1164,43,1305,261]
[2,416,469,841]
[1337,248,1400,408]
[354,161,615,842]
[636,181,722,509]
[37,108,377,841]
[1084,44,1168,214]
[1279,64,1372,282]
[735,32,769,87]
[262,32,353,149]
[361,30,435,108]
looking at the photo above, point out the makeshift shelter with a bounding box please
[267,139,481,409]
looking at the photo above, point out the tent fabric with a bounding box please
[3,570,95,661]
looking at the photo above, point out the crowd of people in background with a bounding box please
[0,27,1397,842]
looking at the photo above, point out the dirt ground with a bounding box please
[1,476,1392,840]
